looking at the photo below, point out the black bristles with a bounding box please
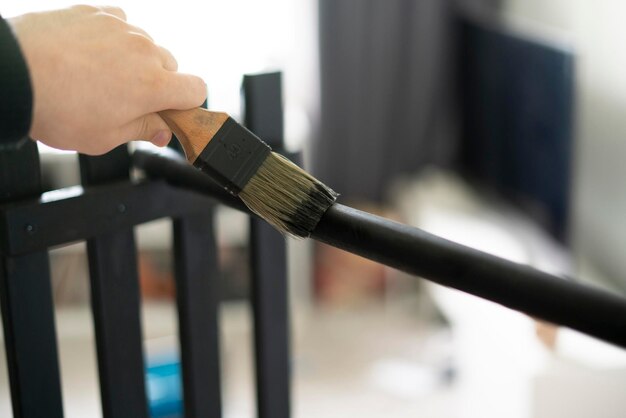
[239,152,338,238]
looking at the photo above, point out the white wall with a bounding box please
[501,0,626,291]
[2,0,320,151]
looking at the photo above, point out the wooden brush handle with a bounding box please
[159,108,229,163]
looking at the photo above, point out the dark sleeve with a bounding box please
[0,14,33,149]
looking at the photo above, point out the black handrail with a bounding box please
[133,149,626,349]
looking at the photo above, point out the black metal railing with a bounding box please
[137,148,626,349]
[3,69,626,418]
[0,72,290,418]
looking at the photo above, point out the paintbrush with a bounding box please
[158,108,337,238]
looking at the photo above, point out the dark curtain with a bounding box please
[314,0,499,202]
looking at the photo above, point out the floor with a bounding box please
[0,300,456,418]
[3,168,626,417]
[3,295,626,418]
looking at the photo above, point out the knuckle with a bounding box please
[71,5,99,14]
[191,78,208,104]
[129,70,164,107]
[91,11,124,28]
[136,117,150,140]
[160,47,178,70]
[128,33,157,54]
[108,6,127,20]
[149,72,167,92]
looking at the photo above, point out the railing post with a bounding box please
[0,141,64,418]
[173,211,222,417]
[243,72,292,418]
[79,146,149,418]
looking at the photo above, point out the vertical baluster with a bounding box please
[79,146,148,418]
[0,141,64,418]
[243,72,292,418]
[173,211,222,417]
[171,96,222,416]
[249,221,291,418]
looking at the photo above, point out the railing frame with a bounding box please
[0,72,291,418]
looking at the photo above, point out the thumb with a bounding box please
[120,113,172,147]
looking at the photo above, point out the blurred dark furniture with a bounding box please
[0,72,291,418]
[457,17,575,242]
[316,1,574,244]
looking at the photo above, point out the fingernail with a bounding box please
[151,130,171,147]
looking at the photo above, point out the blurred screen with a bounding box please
[457,17,575,242]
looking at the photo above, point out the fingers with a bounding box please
[120,113,172,146]
[159,46,178,71]
[156,72,207,110]
[93,5,201,111]
[123,24,177,71]
[85,4,204,114]
[111,15,177,72]
[126,23,154,41]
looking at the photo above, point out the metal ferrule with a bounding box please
[193,117,271,195]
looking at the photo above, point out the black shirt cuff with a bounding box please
[0,14,33,149]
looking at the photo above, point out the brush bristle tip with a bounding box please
[239,153,337,238]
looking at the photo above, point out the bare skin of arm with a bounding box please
[8,5,206,155]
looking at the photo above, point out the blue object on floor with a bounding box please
[146,356,183,418]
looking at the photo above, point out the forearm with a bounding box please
[0,14,32,149]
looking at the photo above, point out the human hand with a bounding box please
[9,5,206,155]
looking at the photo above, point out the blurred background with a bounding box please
[2,0,626,417]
